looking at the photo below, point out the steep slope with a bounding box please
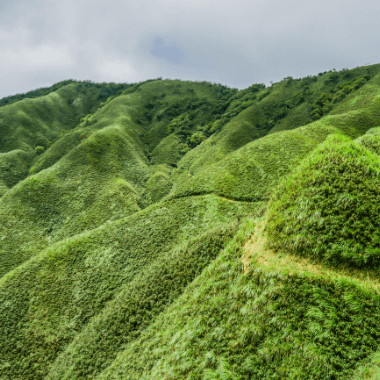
[0,79,233,278]
[0,100,148,277]
[0,195,256,379]
[96,131,380,380]
[2,65,380,379]
[266,134,380,267]
[95,221,380,380]
[0,81,127,154]
[0,81,130,196]
[168,67,380,201]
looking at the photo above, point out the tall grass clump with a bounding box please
[356,127,380,155]
[266,134,380,267]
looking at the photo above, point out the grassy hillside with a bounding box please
[266,133,380,267]
[0,79,237,278]
[1,64,380,379]
[0,195,256,379]
[96,220,380,380]
[168,67,380,202]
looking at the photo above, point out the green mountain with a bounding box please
[2,65,380,379]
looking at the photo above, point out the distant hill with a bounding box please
[2,65,380,379]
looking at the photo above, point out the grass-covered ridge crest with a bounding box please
[1,65,380,379]
[266,133,380,267]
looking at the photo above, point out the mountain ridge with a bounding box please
[2,64,380,379]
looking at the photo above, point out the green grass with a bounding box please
[170,122,340,201]
[0,82,109,154]
[2,66,380,379]
[0,120,149,277]
[0,195,257,380]
[0,80,131,108]
[142,164,173,204]
[95,219,380,380]
[0,79,239,278]
[0,149,33,197]
[169,69,380,202]
[266,133,380,267]
[150,133,183,166]
[351,350,380,379]
[356,127,380,155]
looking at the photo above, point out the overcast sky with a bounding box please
[1,0,379,98]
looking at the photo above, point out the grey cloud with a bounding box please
[1,0,380,98]
[150,38,186,65]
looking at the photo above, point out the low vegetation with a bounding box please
[266,133,380,267]
[1,64,380,379]
[97,220,380,379]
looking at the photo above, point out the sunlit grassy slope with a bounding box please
[2,65,380,379]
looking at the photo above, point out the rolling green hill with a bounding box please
[2,65,380,379]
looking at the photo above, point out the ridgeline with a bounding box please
[2,65,380,379]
